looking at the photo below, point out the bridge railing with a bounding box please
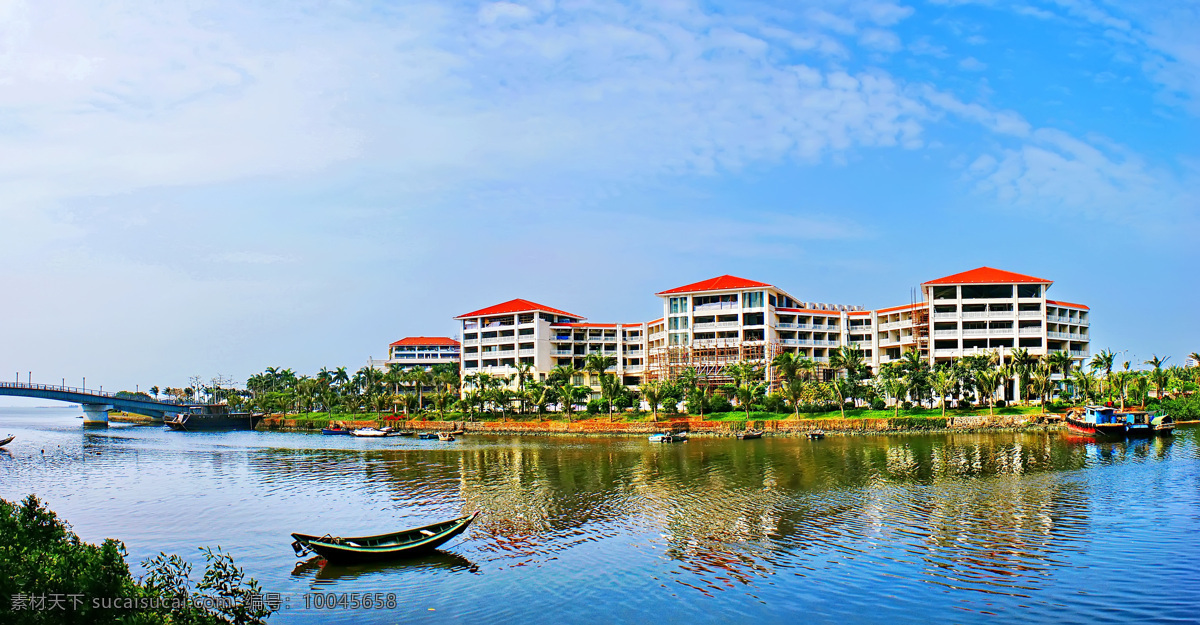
[0,382,190,405]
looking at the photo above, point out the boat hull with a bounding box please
[1065,415,1127,437]
[292,512,479,564]
[0,435,13,447]
[166,414,262,431]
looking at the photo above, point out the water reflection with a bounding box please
[291,551,480,582]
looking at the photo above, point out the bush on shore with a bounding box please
[0,495,274,625]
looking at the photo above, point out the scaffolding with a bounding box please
[644,340,782,388]
[911,287,930,362]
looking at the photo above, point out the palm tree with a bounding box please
[1027,363,1055,410]
[783,378,807,418]
[1144,354,1171,402]
[882,376,908,417]
[975,368,1003,416]
[735,380,765,419]
[1130,373,1151,407]
[1070,368,1098,405]
[772,352,801,391]
[1008,347,1036,404]
[828,345,865,418]
[558,384,588,422]
[931,369,956,417]
[640,380,664,422]
[405,367,431,414]
[583,354,616,400]
[513,363,534,414]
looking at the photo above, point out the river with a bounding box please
[1,406,1197,623]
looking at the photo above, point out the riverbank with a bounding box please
[257,413,1063,436]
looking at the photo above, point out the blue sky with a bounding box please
[0,0,1197,394]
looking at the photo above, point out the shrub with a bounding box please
[585,399,602,415]
[763,393,787,413]
[901,401,914,410]
[870,398,886,411]
[910,405,926,413]
[995,399,1007,408]
[708,396,733,413]
[957,399,973,410]
[662,398,678,414]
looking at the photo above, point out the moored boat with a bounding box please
[291,511,480,564]
[737,430,763,440]
[0,434,13,447]
[1152,414,1175,435]
[165,405,262,431]
[438,432,456,442]
[351,427,389,437]
[418,432,438,440]
[806,430,825,440]
[321,427,353,435]
[1065,406,1132,437]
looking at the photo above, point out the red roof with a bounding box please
[776,308,842,315]
[390,336,460,347]
[455,298,584,320]
[656,275,773,295]
[1047,299,1089,310]
[923,267,1051,286]
[551,323,617,328]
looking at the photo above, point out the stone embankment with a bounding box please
[258,414,1055,437]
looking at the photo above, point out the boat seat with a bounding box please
[345,541,361,547]
[420,530,435,537]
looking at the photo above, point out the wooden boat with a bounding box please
[806,430,825,440]
[737,430,763,440]
[1064,406,1171,438]
[321,427,353,435]
[0,435,13,447]
[649,432,688,443]
[389,431,415,437]
[418,432,438,440]
[351,427,389,438]
[291,511,480,564]
[165,405,262,431]
[437,432,456,442]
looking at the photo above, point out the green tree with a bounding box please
[1009,347,1037,404]
[1144,354,1171,402]
[931,369,956,417]
[640,380,664,421]
[828,345,866,418]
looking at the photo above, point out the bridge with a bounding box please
[0,382,196,426]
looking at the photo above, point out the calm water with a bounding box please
[1,406,1198,624]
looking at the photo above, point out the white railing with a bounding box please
[962,329,987,337]
[1018,311,1041,319]
[1019,327,1041,336]
[649,332,665,340]
[988,327,1014,335]
[1048,331,1070,340]
[933,330,957,337]
[776,322,796,329]
[1070,350,1089,358]
[933,312,957,320]
[553,350,575,356]
[962,311,987,319]
[988,310,1014,318]
[693,302,739,312]
[623,365,644,373]
[461,338,479,345]
[518,349,536,356]
[483,349,515,358]
[813,357,829,363]
[934,349,958,357]
[481,336,514,345]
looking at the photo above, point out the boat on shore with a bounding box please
[806,430,825,440]
[1065,406,1173,438]
[165,406,262,431]
[438,432,456,442]
[649,432,688,443]
[351,427,390,438]
[418,432,438,440]
[0,434,13,447]
[291,511,480,564]
[737,430,763,440]
[322,426,353,435]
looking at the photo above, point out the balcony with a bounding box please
[1018,311,1041,319]
[461,338,480,345]
[933,312,957,320]
[934,349,958,357]
[961,311,987,319]
[623,365,644,373]
[1070,350,1089,358]
[962,329,987,337]
[693,321,738,331]
[481,336,514,345]
[1048,331,1070,340]
[518,349,536,356]
[933,330,957,337]
[553,349,576,356]
[462,323,480,330]
[649,332,665,340]
[693,302,739,312]
[988,327,1014,336]
[813,357,829,363]
[483,349,515,358]
[1019,327,1041,336]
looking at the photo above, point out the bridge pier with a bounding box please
[82,404,113,427]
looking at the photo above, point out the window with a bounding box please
[933,286,957,300]
[1017,284,1041,298]
[962,284,1013,299]
[669,297,688,314]
[669,333,688,345]
[668,317,688,330]
[744,292,765,308]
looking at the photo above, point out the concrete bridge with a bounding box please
[0,382,195,426]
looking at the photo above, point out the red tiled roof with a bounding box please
[390,336,460,347]
[923,267,1051,286]
[1047,300,1089,310]
[455,298,584,320]
[656,275,773,295]
[551,323,617,328]
[875,302,925,314]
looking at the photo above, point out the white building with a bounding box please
[369,336,460,371]
[452,267,1090,397]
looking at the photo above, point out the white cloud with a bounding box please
[859,28,902,52]
[958,56,987,71]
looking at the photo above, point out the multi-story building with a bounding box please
[369,336,460,371]
[453,268,1090,400]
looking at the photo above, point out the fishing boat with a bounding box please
[0,435,14,447]
[389,431,415,437]
[649,432,688,443]
[1065,406,1134,437]
[437,432,456,442]
[806,430,825,440]
[418,432,438,440]
[351,427,389,438]
[321,427,353,435]
[1152,414,1176,435]
[165,405,262,431]
[737,430,763,440]
[291,511,480,564]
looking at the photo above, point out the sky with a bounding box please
[0,0,1197,397]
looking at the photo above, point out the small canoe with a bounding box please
[0,435,13,447]
[291,511,480,564]
[321,428,353,436]
[438,432,456,442]
[352,428,389,437]
[389,431,415,437]
[738,430,763,440]
[807,430,825,440]
[418,432,438,440]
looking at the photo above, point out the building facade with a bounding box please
[453,267,1090,397]
[369,336,461,371]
